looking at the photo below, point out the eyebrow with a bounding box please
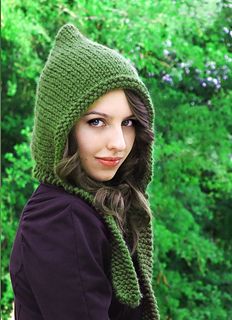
[83,111,135,119]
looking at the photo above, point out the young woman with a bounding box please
[9,23,160,320]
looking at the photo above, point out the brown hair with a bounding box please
[55,89,154,256]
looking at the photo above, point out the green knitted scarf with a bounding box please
[31,23,160,320]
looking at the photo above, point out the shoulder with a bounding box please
[26,182,89,208]
[21,182,111,240]
[19,184,112,281]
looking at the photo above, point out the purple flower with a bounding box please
[162,74,173,84]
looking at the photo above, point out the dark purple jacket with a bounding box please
[9,182,143,319]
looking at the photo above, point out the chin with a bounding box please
[90,172,116,182]
[96,175,115,182]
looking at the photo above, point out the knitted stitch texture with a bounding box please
[31,23,160,320]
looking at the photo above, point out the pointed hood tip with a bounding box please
[55,23,82,42]
[58,22,77,31]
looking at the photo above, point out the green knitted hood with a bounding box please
[31,23,159,319]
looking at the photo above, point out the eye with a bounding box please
[87,118,105,127]
[122,119,136,127]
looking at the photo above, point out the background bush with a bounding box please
[2,0,232,319]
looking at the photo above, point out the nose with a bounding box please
[107,126,126,151]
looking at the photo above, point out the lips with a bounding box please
[96,157,123,161]
[95,157,123,167]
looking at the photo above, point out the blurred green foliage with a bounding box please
[2,0,232,319]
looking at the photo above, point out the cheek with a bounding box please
[75,129,99,157]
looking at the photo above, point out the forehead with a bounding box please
[86,89,133,116]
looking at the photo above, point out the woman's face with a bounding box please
[75,89,136,182]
